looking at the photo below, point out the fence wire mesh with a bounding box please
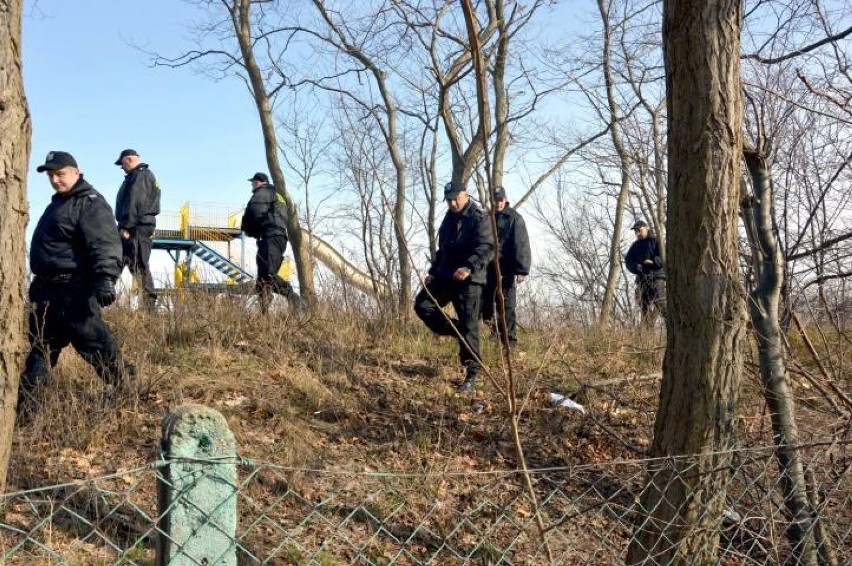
[1,441,850,565]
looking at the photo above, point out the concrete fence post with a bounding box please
[157,404,238,565]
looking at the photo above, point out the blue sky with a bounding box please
[24,1,266,222]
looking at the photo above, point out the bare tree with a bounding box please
[742,147,818,565]
[298,0,413,316]
[627,0,746,562]
[0,0,31,491]
[156,0,317,303]
[597,0,634,325]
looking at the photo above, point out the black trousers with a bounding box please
[21,279,133,396]
[256,235,296,312]
[123,225,156,308]
[481,275,518,342]
[637,276,666,324]
[414,278,483,370]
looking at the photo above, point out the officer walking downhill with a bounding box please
[114,148,160,312]
[624,220,666,326]
[481,186,531,345]
[241,172,302,314]
[415,181,494,393]
[19,151,135,413]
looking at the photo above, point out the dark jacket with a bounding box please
[30,176,123,281]
[492,205,531,278]
[430,200,494,285]
[241,184,288,239]
[624,234,664,280]
[115,163,160,231]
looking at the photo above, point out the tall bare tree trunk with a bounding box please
[627,1,746,563]
[742,149,817,565]
[490,0,509,190]
[597,0,632,325]
[230,0,316,304]
[0,0,31,492]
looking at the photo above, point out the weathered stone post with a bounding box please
[157,404,238,565]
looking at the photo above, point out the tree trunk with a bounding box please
[231,0,316,304]
[490,0,509,190]
[597,0,632,326]
[310,0,411,317]
[743,149,817,565]
[627,1,746,563]
[0,0,31,492]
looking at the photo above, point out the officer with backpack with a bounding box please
[241,172,301,313]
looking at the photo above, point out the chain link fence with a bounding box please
[1,441,850,565]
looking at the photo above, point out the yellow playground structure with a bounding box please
[153,202,290,295]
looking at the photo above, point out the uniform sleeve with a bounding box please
[79,196,123,279]
[512,213,532,275]
[624,242,642,275]
[463,212,494,273]
[145,170,161,217]
[429,216,447,276]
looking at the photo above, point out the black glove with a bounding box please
[92,278,117,307]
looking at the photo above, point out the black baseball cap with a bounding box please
[632,220,649,230]
[114,149,139,165]
[444,181,464,199]
[248,172,269,183]
[494,186,507,200]
[36,151,78,173]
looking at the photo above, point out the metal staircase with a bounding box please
[189,241,253,284]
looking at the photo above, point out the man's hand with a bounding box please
[92,278,117,307]
[636,263,644,272]
[453,267,471,281]
[516,274,527,284]
[424,275,434,286]
[120,229,131,240]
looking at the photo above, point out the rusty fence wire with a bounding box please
[1,440,850,565]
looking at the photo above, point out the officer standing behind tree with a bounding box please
[19,151,135,413]
[624,220,666,325]
[481,186,531,345]
[415,182,494,393]
[241,172,301,314]
[114,148,160,312]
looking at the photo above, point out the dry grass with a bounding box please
[12,291,850,481]
[7,291,852,563]
[10,291,671,486]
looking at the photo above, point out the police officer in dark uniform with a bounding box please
[114,148,160,312]
[481,186,531,344]
[241,172,301,313]
[20,151,135,411]
[415,182,494,393]
[624,220,666,325]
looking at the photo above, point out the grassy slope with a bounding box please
[11,294,669,488]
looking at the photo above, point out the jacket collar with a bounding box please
[53,176,92,201]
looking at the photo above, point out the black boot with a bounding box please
[456,364,478,393]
